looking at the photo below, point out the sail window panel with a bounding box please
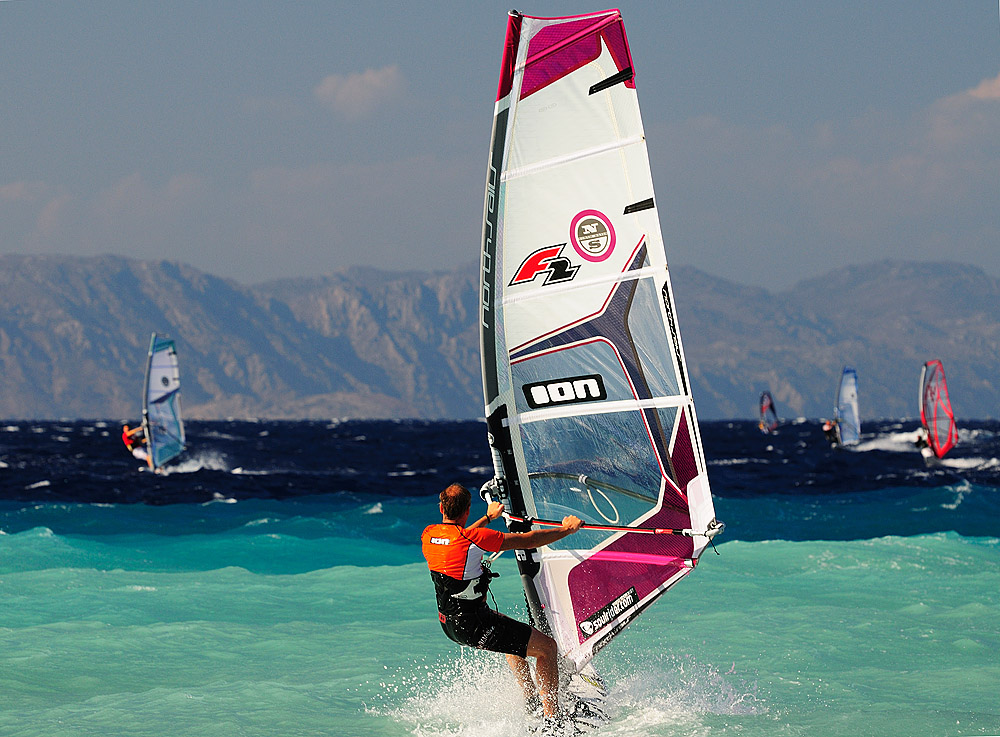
[507,43,643,177]
[626,276,683,400]
[517,409,665,552]
[148,398,184,467]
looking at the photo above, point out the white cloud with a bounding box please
[0,180,49,203]
[313,65,403,118]
[923,71,1000,151]
[648,71,1000,287]
[967,71,1000,100]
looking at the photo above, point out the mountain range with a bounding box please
[0,254,996,421]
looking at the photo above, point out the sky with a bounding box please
[2,1,998,289]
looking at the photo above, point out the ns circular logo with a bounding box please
[570,210,616,262]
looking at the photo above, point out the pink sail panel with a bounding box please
[521,12,634,100]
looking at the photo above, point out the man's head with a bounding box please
[439,483,471,521]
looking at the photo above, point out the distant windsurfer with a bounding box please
[421,483,583,730]
[822,419,840,446]
[914,427,936,465]
[121,424,149,464]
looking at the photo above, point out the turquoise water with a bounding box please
[2,491,998,737]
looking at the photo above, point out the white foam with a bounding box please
[231,467,271,476]
[202,492,237,505]
[853,430,924,453]
[381,651,760,736]
[159,451,230,475]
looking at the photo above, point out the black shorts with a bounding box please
[439,604,533,658]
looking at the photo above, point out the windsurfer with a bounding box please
[421,483,583,727]
[822,419,839,446]
[914,427,936,464]
[121,424,148,462]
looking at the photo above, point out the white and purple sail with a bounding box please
[480,9,722,670]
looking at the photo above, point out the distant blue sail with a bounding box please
[142,333,186,470]
[834,366,860,446]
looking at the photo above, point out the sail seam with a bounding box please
[502,265,662,306]
[500,135,645,182]
[511,395,690,427]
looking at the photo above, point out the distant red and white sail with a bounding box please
[479,9,722,670]
[759,391,779,434]
[919,359,958,458]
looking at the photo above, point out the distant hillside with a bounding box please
[0,254,996,420]
[671,260,1000,419]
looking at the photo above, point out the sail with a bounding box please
[480,9,721,670]
[142,333,186,470]
[758,391,779,433]
[919,359,957,458]
[834,367,860,445]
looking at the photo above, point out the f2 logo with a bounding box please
[509,244,579,287]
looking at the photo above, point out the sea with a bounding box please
[1,417,998,737]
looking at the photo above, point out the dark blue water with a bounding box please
[1,418,998,540]
[0,419,487,504]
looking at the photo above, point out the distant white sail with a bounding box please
[480,9,722,670]
[142,333,186,470]
[835,367,860,446]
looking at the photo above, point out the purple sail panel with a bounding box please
[521,12,634,100]
[495,13,523,102]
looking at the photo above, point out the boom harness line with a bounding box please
[480,479,725,562]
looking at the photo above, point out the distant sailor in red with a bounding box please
[421,483,582,727]
[121,424,149,464]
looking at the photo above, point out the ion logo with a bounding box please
[509,244,579,286]
[570,210,616,262]
[522,374,607,409]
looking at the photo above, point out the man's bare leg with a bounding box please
[505,653,539,708]
[523,628,561,717]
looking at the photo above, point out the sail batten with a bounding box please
[501,135,647,182]
[480,9,720,670]
[513,395,693,426]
